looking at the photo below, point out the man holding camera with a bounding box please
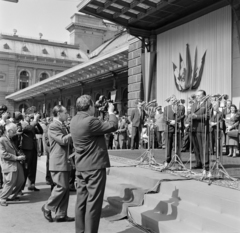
[20,113,43,191]
[70,95,118,233]
[0,123,25,206]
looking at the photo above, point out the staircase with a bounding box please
[106,161,240,233]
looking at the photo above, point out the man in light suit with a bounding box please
[42,105,74,222]
[0,123,25,206]
[70,95,118,233]
[130,99,146,149]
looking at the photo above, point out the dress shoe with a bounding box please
[41,205,53,222]
[192,165,202,169]
[55,216,75,222]
[0,199,8,206]
[28,186,40,191]
[7,197,20,202]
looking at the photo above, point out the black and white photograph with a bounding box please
[0,0,240,233]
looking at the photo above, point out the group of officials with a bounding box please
[0,90,238,233]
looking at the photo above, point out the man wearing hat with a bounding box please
[130,99,146,150]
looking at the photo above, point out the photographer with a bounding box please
[70,95,118,233]
[20,112,43,191]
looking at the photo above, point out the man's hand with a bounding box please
[1,112,8,121]
[17,155,25,161]
[189,113,197,119]
[108,103,115,115]
[34,113,40,122]
[169,120,175,125]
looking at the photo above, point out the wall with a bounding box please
[156,6,232,106]
[128,38,143,115]
[232,15,240,108]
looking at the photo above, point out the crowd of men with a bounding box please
[0,90,239,233]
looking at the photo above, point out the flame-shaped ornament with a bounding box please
[173,44,207,92]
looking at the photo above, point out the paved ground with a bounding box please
[0,170,143,233]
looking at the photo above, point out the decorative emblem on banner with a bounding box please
[173,44,207,92]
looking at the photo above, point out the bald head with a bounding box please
[5,123,17,137]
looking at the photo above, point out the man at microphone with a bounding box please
[189,90,211,174]
[163,95,185,167]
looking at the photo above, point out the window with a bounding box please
[42,48,48,55]
[19,104,28,113]
[40,72,49,81]
[22,46,29,52]
[19,71,29,90]
[4,43,10,50]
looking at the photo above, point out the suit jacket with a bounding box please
[21,121,43,151]
[0,135,18,173]
[117,121,128,140]
[48,120,72,171]
[131,108,145,127]
[163,105,185,133]
[191,100,212,133]
[210,110,223,132]
[70,112,118,172]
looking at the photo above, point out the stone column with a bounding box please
[128,38,142,115]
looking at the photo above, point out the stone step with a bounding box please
[157,180,240,218]
[129,205,203,233]
[108,165,185,190]
[143,193,239,232]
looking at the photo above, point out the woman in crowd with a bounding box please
[225,104,239,157]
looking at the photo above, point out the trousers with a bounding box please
[46,171,70,216]
[75,169,106,233]
[0,162,24,200]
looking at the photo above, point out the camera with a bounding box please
[95,95,116,113]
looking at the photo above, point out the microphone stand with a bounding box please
[160,102,187,172]
[138,104,158,166]
[208,107,237,184]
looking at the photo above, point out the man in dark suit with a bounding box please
[20,113,43,191]
[0,123,25,206]
[163,96,185,166]
[70,95,118,233]
[189,90,211,172]
[130,99,146,149]
[42,105,74,223]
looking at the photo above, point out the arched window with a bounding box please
[19,103,28,113]
[40,72,49,82]
[19,71,29,90]
[67,99,71,113]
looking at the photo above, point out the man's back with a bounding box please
[70,111,118,172]
[48,120,71,171]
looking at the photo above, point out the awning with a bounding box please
[6,44,128,101]
[78,0,228,37]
